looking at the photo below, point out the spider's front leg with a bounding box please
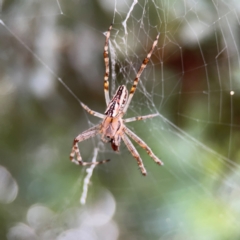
[70,125,110,166]
[122,134,147,176]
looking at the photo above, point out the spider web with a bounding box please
[1,0,240,239]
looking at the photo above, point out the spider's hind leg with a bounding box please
[103,24,113,105]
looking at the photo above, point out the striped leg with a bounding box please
[103,24,112,106]
[124,113,158,123]
[80,102,105,119]
[70,125,110,166]
[124,127,163,166]
[123,33,159,113]
[121,134,147,176]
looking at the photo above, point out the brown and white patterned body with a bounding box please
[101,86,128,151]
[69,24,163,176]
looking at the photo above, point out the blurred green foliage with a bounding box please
[0,0,240,239]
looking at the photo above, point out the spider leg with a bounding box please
[80,102,105,119]
[124,127,163,166]
[103,24,112,106]
[123,33,159,113]
[124,113,158,123]
[70,125,110,166]
[122,134,147,176]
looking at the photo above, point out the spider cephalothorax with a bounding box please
[101,85,127,151]
[70,24,163,175]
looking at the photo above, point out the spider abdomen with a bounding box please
[104,85,128,117]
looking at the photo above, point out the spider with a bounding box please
[70,24,163,176]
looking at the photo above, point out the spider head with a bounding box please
[110,138,120,152]
[110,139,119,151]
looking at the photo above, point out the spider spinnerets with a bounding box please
[70,24,163,176]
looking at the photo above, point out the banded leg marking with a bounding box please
[122,134,147,176]
[70,125,110,166]
[124,113,158,123]
[80,102,105,119]
[103,24,113,105]
[124,33,160,113]
[124,127,163,166]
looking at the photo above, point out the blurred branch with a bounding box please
[80,148,98,204]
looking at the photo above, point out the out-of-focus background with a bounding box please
[1,0,240,239]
